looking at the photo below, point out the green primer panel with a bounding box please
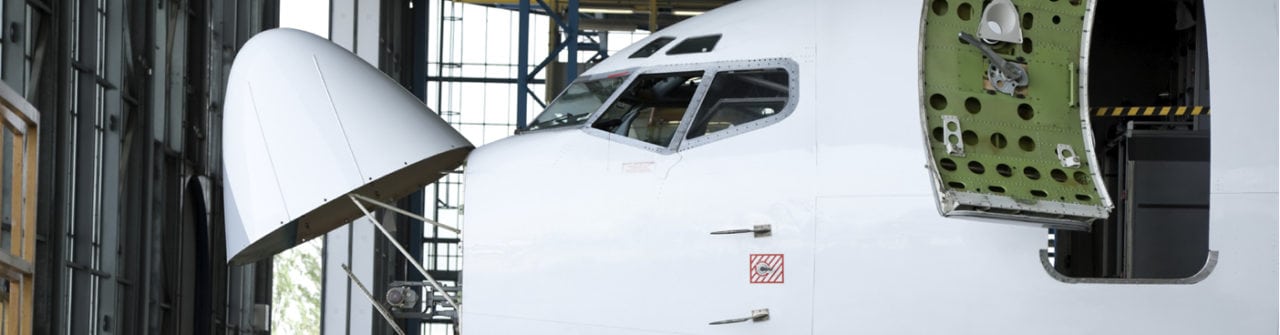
[921,0,1110,224]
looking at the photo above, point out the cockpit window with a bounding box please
[524,76,627,132]
[686,69,790,139]
[630,37,675,58]
[666,35,721,55]
[591,71,704,147]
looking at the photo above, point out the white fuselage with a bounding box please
[461,0,1279,333]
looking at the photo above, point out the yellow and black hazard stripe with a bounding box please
[1093,106,1210,117]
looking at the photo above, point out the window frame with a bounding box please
[678,59,800,151]
[577,58,801,154]
[519,68,639,134]
[582,65,712,154]
[629,36,676,59]
[666,34,723,55]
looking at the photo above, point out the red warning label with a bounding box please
[749,254,784,284]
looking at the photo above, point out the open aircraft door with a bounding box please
[920,0,1111,230]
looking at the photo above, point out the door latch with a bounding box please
[709,224,771,238]
[959,32,1029,96]
[709,308,770,325]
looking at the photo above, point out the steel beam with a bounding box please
[517,0,530,128]
[340,264,407,335]
[567,0,580,84]
[518,0,584,128]
[649,0,657,31]
[349,195,459,309]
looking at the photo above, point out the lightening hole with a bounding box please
[932,0,949,15]
[965,97,982,114]
[958,3,973,20]
[940,158,958,171]
[930,94,948,110]
[996,164,1013,177]
[1074,171,1090,185]
[990,133,1007,149]
[1024,167,1041,180]
[1018,103,1034,120]
[1018,136,1036,152]
[962,130,979,146]
[968,161,986,174]
[1051,169,1069,182]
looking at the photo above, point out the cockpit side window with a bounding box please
[667,35,721,55]
[686,69,790,139]
[591,71,704,147]
[630,37,675,58]
[524,75,627,132]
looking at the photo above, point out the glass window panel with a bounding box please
[629,37,674,58]
[666,34,721,55]
[591,72,703,147]
[687,68,790,139]
[524,76,625,132]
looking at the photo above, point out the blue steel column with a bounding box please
[517,0,531,129]
[566,0,579,84]
[407,2,429,335]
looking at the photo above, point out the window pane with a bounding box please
[592,72,703,147]
[666,35,721,55]
[525,76,626,132]
[687,69,789,139]
[629,37,674,58]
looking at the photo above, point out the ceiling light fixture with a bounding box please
[579,7,635,15]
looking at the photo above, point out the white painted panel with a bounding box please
[813,0,932,199]
[329,0,354,48]
[222,28,471,262]
[356,0,379,61]
[322,2,358,332]
[223,72,291,257]
[241,42,365,218]
[321,227,350,335]
[316,50,469,183]
[813,193,1276,334]
[1205,0,1279,194]
[348,218,376,335]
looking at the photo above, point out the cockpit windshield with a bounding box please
[523,75,627,132]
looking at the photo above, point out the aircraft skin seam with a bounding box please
[244,81,292,221]
[312,55,369,182]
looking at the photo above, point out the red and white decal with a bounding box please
[749,254,784,284]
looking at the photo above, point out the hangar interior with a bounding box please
[0,0,732,334]
[0,0,1226,333]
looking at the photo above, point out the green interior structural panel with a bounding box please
[920,0,1112,230]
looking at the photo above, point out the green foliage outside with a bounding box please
[272,238,323,334]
